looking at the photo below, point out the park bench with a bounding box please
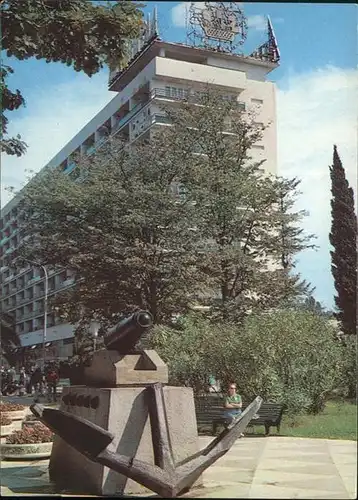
[194,394,284,436]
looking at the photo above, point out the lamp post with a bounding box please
[14,257,48,371]
[89,320,100,352]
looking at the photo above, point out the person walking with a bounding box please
[46,366,59,403]
[32,367,43,403]
[19,367,26,396]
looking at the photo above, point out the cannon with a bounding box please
[32,309,262,497]
[104,310,153,353]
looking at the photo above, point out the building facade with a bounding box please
[0,9,279,363]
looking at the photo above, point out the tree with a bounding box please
[162,90,314,321]
[16,133,206,329]
[150,310,344,415]
[14,88,314,331]
[329,145,357,335]
[0,311,21,365]
[1,0,143,156]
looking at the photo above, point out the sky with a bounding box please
[1,2,357,310]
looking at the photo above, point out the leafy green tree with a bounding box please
[0,311,20,366]
[150,310,344,415]
[17,134,206,328]
[1,0,143,156]
[14,89,314,332]
[161,90,314,321]
[329,145,357,335]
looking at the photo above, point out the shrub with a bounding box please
[0,415,12,426]
[0,402,25,411]
[150,310,344,416]
[6,423,53,444]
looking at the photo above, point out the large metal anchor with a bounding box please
[31,388,262,498]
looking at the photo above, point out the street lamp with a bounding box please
[14,257,48,371]
[89,320,101,352]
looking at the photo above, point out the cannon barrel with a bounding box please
[104,310,153,353]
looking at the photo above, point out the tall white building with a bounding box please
[0,5,280,365]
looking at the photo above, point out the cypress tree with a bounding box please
[329,145,357,335]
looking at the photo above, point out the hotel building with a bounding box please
[0,7,280,364]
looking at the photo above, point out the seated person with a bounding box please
[223,382,244,436]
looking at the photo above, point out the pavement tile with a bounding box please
[0,436,356,498]
[339,475,357,498]
[330,453,357,465]
[213,457,259,470]
[294,490,351,499]
[203,467,255,485]
[256,460,338,476]
[252,469,348,494]
[249,484,349,499]
[260,451,334,463]
[248,484,310,498]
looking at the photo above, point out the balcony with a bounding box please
[154,57,247,91]
[4,274,15,283]
[22,308,44,320]
[27,276,41,286]
[59,278,75,288]
[64,161,76,175]
[0,236,9,246]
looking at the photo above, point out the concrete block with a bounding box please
[84,350,168,386]
[49,385,201,495]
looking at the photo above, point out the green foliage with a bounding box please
[0,312,21,365]
[280,401,357,441]
[150,310,344,415]
[1,0,143,156]
[17,136,205,329]
[329,145,357,335]
[159,89,315,321]
[11,88,316,355]
[340,335,357,399]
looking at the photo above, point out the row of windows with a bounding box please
[16,313,59,334]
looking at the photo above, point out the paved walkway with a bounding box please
[1,436,356,498]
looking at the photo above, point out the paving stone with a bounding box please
[0,437,356,498]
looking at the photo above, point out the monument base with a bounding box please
[49,385,202,496]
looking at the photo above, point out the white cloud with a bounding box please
[172,2,271,32]
[171,2,202,28]
[247,15,267,32]
[277,66,357,307]
[1,72,113,208]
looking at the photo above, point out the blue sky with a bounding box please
[1,2,357,310]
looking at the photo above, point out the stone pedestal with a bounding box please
[84,349,168,387]
[49,385,201,496]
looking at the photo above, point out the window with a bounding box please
[165,86,189,100]
[251,98,263,105]
[252,145,265,150]
[25,320,33,333]
[63,337,74,345]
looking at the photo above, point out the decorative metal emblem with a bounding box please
[187,2,247,53]
[250,16,280,64]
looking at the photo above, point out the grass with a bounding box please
[278,400,357,440]
[200,400,357,441]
